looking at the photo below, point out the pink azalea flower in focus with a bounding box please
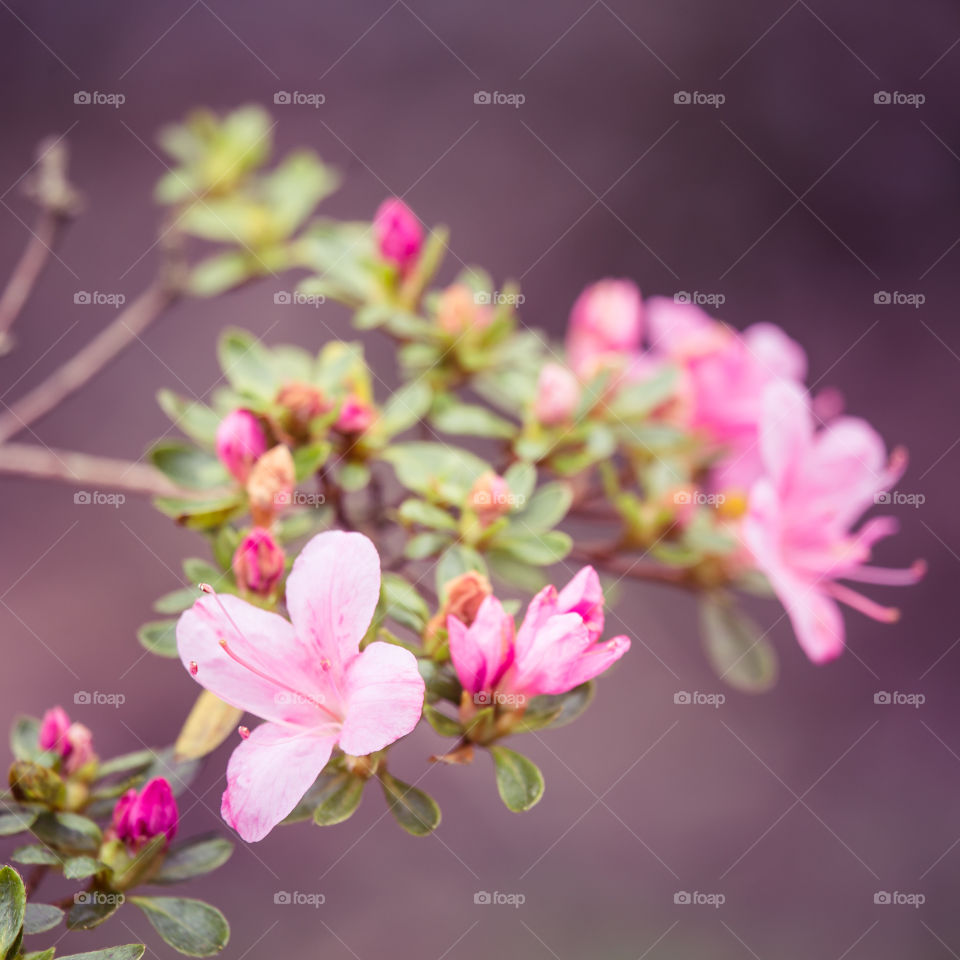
[742,382,925,663]
[112,777,178,850]
[646,297,807,491]
[565,279,643,378]
[177,531,425,842]
[448,566,628,701]
[232,528,285,597]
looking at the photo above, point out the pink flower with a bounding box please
[742,382,925,663]
[447,567,628,700]
[373,198,423,273]
[216,410,268,483]
[468,471,512,527]
[232,528,285,597]
[565,279,643,378]
[112,777,178,850]
[177,531,425,842]
[646,297,807,491]
[38,707,94,774]
[335,396,376,434]
[535,363,581,426]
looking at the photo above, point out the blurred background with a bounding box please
[1,0,959,956]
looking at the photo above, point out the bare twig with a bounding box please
[0,442,189,496]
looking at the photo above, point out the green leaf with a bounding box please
[379,772,441,836]
[153,588,199,615]
[338,461,370,492]
[153,494,244,531]
[23,903,63,935]
[139,749,201,798]
[380,574,430,634]
[607,365,678,419]
[10,717,40,762]
[95,749,156,779]
[493,530,572,566]
[503,461,536,504]
[130,896,230,957]
[189,251,252,297]
[292,442,331,481]
[434,544,487,599]
[397,499,457,532]
[382,443,489,502]
[516,682,595,733]
[63,856,104,880]
[417,659,463,705]
[67,892,124,930]
[149,442,230,490]
[11,845,61,866]
[700,593,778,693]
[156,390,221,446]
[490,746,544,812]
[422,704,462,738]
[514,482,572,531]
[57,947,145,960]
[380,380,432,436]
[0,866,26,958]
[310,773,365,827]
[22,949,56,960]
[263,150,339,235]
[153,836,233,885]
[31,813,101,855]
[403,532,450,561]
[0,806,38,837]
[173,693,242,763]
[217,328,277,402]
[137,620,179,658]
[431,401,516,439]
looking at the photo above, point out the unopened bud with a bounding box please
[276,382,329,442]
[216,410,268,483]
[232,528,285,597]
[436,284,491,336]
[335,396,376,434]
[534,362,581,426]
[247,444,295,526]
[468,471,512,527]
[374,198,423,274]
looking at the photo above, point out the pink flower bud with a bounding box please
[534,362,581,426]
[566,279,643,377]
[436,284,492,336]
[374,198,423,273]
[216,410,268,483]
[38,706,71,755]
[335,396,376,434]
[62,723,95,774]
[232,528,285,597]
[112,777,178,850]
[468,472,512,526]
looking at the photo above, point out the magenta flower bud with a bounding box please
[335,396,376,434]
[232,528,285,597]
[534,363,581,426]
[62,722,95,774]
[38,706,71,755]
[373,198,423,273]
[216,410,268,483]
[113,777,178,850]
[566,279,643,377]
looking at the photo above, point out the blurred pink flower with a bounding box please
[38,707,94,774]
[565,279,643,378]
[646,297,808,491]
[335,395,376,434]
[373,198,423,274]
[112,777,178,850]
[177,531,424,842]
[534,362,581,426]
[216,410,268,483]
[232,528,285,597]
[468,471,512,527]
[742,382,925,663]
[448,567,629,700]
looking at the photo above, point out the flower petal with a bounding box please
[448,595,515,694]
[177,595,330,725]
[759,381,812,494]
[556,566,604,640]
[337,642,425,756]
[509,612,593,696]
[284,531,381,671]
[221,723,337,842]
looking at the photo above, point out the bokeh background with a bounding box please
[1,1,959,957]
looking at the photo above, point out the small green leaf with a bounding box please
[434,544,487,599]
[22,948,56,960]
[11,845,61,866]
[310,773,365,827]
[189,251,253,297]
[149,442,230,490]
[515,682,595,732]
[382,443,489,502]
[0,807,38,837]
[9,717,40,762]
[137,620,179,658]
[338,461,370,492]
[153,588,200,615]
[292,442,331,481]
[422,704,462,738]
[31,812,102,854]
[95,749,156,779]
[494,530,572,566]
[379,772,441,836]
[404,532,450,561]
[503,461,536,503]
[157,390,221,447]
[514,482,572,531]
[0,866,26,958]
[380,380,432,436]
[67,891,123,930]
[397,499,457,531]
[130,896,230,957]
[153,836,234,884]
[217,328,277,402]
[23,903,63,934]
[63,856,104,880]
[57,946,145,960]
[153,494,244,531]
[490,746,545,812]
[380,574,430,633]
[700,593,778,693]
[431,401,516,439]
[417,659,463,705]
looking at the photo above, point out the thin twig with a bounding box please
[0,442,188,496]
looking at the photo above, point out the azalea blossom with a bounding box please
[534,362,581,426]
[565,279,643,378]
[373,198,423,273]
[646,297,807,491]
[742,382,925,663]
[216,410,267,483]
[38,706,95,774]
[448,566,629,701]
[177,530,425,842]
[112,777,179,851]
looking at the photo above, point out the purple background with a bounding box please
[1,1,959,957]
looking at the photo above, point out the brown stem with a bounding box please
[0,282,179,445]
[0,442,187,496]
[23,864,49,898]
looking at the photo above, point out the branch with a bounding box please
[0,281,179,445]
[0,442,187,496]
